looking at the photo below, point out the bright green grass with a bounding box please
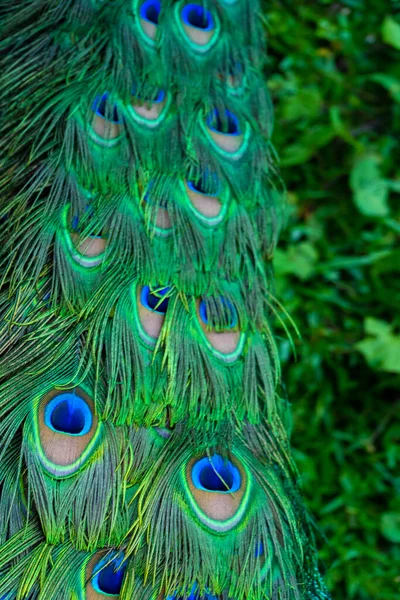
[266,2,400,598]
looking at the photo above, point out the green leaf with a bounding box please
[382,16,400,51]
[350,154,390,217]
[282,88,323,121]
[382,339,400,373]
[364,317,392,337]
[320,496,345,515]
[316,250,391,272]
[381,513,400,543]
[330,106,361,149]
[280,125,336,167]
[370,73,400,103]
[356,318,400,374]
[274,242,319,281]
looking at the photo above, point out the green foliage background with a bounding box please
[265,1,400,598]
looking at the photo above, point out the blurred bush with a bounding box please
[264,1,400,598]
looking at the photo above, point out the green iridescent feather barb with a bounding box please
[0,1,331,599]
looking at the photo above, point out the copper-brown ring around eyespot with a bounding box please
[38,388,98,468]
[139,17,157,41]
[186,456,247,522]
[202,114,250,159]
[136,285,166,342]
[196,299,241,356]
[137,0,160,43]
[86,553,107,600]
[206,128,244,154]
[141,198,172,232]
[184,181,224,222]
[67,233,107,268]
[179,4,218,49]
[131,95,167,122]
[128,89,171,131]
[86,552,125,600]
[91,114,122,141]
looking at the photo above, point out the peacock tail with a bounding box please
[0,1,330,599]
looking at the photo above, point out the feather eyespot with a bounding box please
[35,389,101,477]
[67,211,107,267]
[142,190,172,233]
[217,62,246,92]
[181,4,216,47]
[137,285,171,342]
[69,233,107,266]
[192,455,241,493]
[199,297,238,329]
[92,555,126,596]
[139,0,161,41]
[44,393,92,436]
[227,63,245,90]
[196,297,242,358]
[205,108,244,154]
[187,173,219,196]
[91,93,123,142]
[86,553,126,598]
[131,88,167,123]
[141,285,170,314]
[185,454,250,531]
[184,176,224,223]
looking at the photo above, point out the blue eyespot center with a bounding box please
[51,402,84,434]
[92,93,121,124]
[199,300,208,324]
[93,554,126,596]
[199,297,238,329]
[144,88,165,103]
[182,4,213,31]
[141,285,171,314]
[140,0,161,24]
[154,89,165,103]
[44,393,92,436]
[187,172,219,197]
[132,86,165,103]
[192,455,241,493]
[188,180,207,195]
[206,109,240,135]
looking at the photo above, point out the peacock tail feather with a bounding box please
[0,1,330,599]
